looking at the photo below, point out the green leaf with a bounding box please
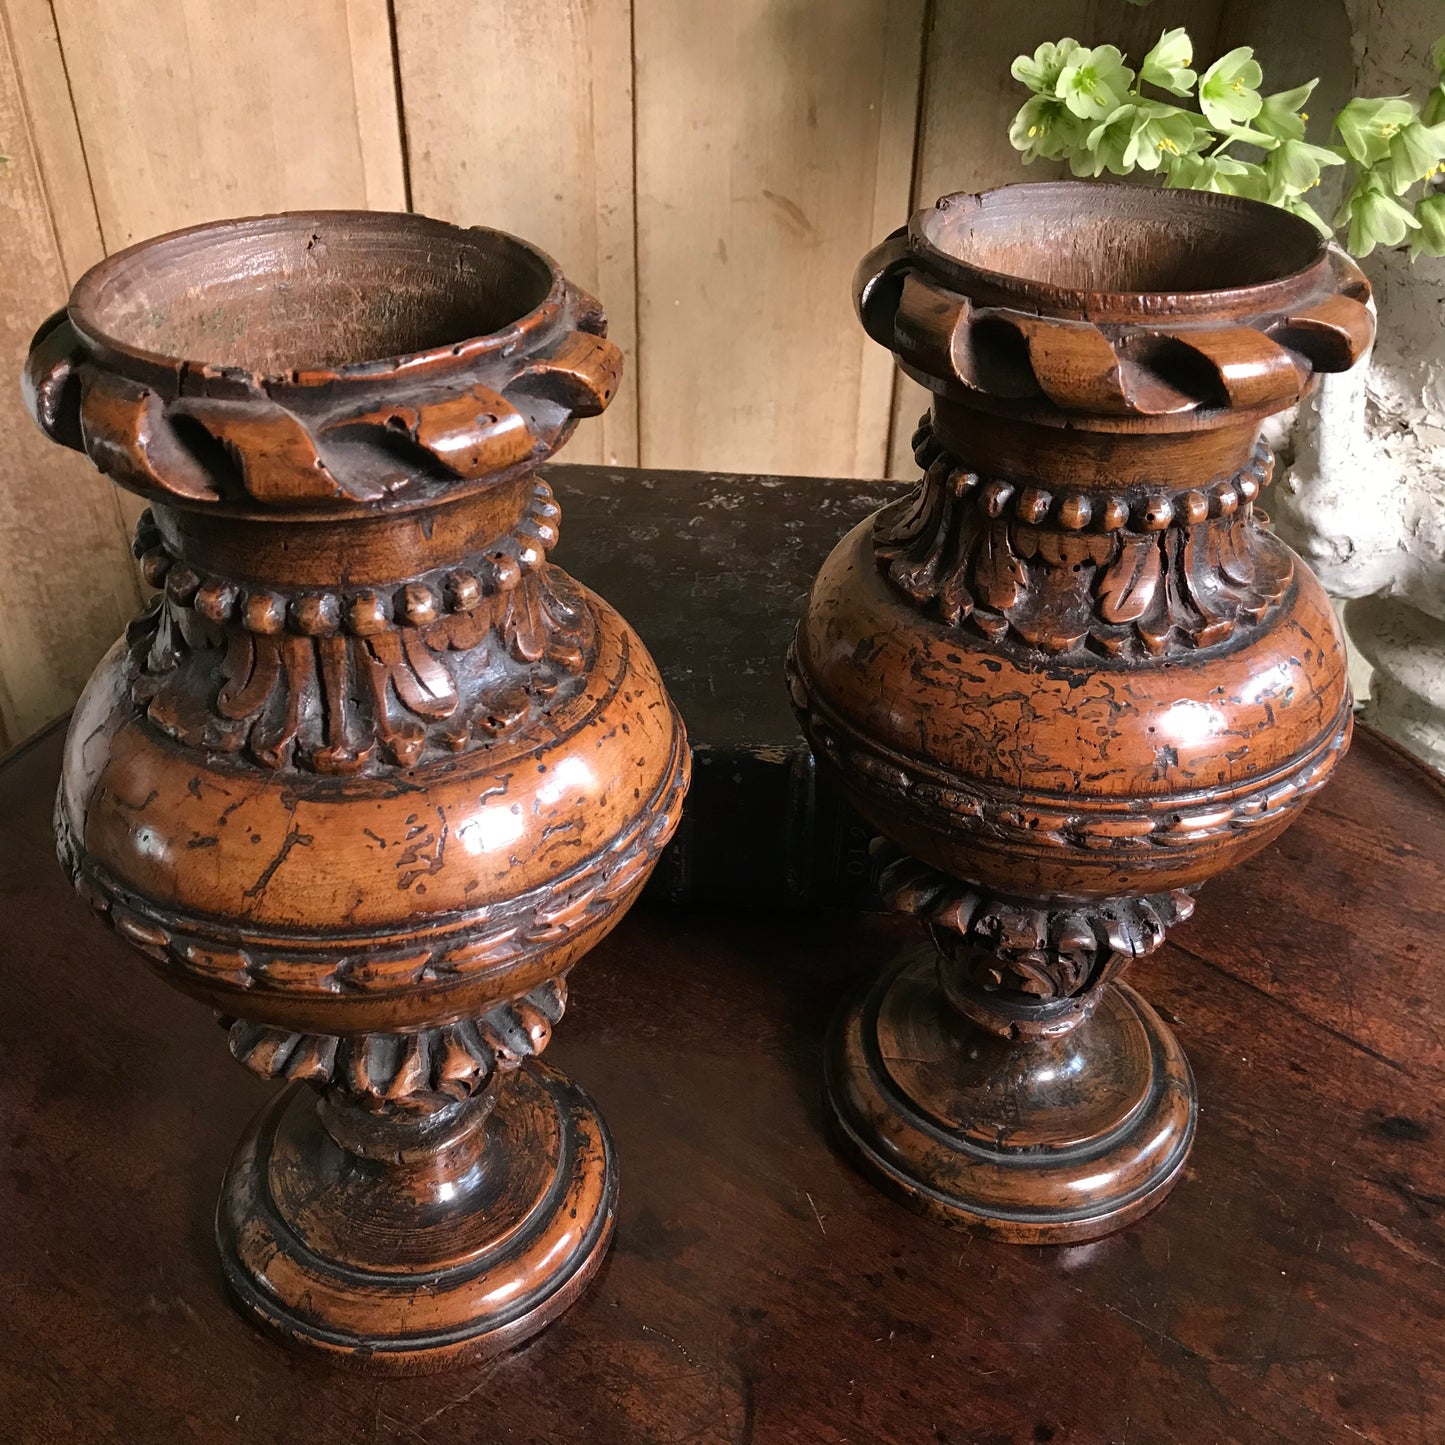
[1432,33,1445,77]
[1009,95,1089,163]
[1412,192,1445,257]
[1424,85,1445,128]
[1199,46,1264,128]
[1124,101,1211,170]
[1256,80,1318,142]
[1339,173,1420,256]
[1335,95,1416,167]
[1140,28,1197,97]
[1057,44,1136,120]
[1011,39,1082,96]
[1387,119,1445,194]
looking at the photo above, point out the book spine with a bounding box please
[643,744,886,911]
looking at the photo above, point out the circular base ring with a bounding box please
[216,1058,616,1373]
[825,950,1196,1244]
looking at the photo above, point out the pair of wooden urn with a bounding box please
[25,182,1371,1370]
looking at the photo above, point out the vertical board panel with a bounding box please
[634,0,926,477]
[886,0,1230,476]
[50,0,394,246]
[346,0,411,212]
[393,0,637,466]
[0,1,140,745]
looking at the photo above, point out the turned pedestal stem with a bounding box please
[825,849,1197,1240]
[218,1060,617,1371]
[828,951,1194,1241]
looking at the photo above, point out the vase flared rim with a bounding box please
[913,182,1329,320]
[67,210,568,388]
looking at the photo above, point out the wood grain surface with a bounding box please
[3,719,1443,1443]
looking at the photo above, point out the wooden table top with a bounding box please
[3,719,1444,1445]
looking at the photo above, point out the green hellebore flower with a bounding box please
[1140,28,1197,97]
[1011,39,1082,97]
[1339,175,1420,257]
[1009,95,1088,164]
[1335,95,1416,167]
[1424,85,1445,129]
[1057,44,1135,121]
[1123,102,1209,171]
[1263,137,1344,201]
[1199,46,1264,129]
[1067,105,1131,176]
[1412,193,1445,258]
[1387,119,1445,195]
[1256,80,1318,143]
[1076,104,1152,176]
[1432,33,1445,78]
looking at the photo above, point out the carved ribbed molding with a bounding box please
[225,978,568,1110]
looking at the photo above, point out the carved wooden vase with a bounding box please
[788,183,1373,1242]
[24,211,689,1369]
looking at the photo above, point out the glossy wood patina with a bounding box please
[22,212,689,1370]
[789,183,1374,1242]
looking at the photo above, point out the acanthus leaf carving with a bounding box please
[873,840,1196,1038]
[1097,536,1161,625]
[128,478,595,775]
[875,418,1295,660]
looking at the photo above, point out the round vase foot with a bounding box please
[216,1059,617,1374]
[825,949,1196,1243]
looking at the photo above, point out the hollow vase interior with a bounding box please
[69,212,555,374]
[921,182,1325,302]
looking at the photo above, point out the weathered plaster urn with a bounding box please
[1277,0,1445,774]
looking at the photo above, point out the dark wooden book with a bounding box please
[547,464,907,909]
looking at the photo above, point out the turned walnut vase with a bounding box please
[24,211,689,1369]
[788,183,1373,1242]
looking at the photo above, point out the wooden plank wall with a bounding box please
[3,0,1308,740]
